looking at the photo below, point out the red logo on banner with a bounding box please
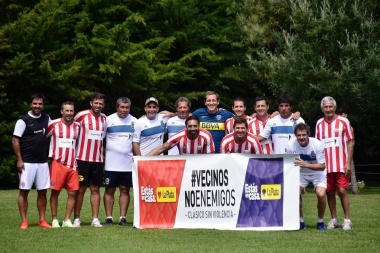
[138,160,186,228]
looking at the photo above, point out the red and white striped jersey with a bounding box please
[220,132,263,154]
[315,115,354,173]
[47,118,80,169]
[248,118,273,154]
[225,115,253,134]
[167,129,215,154]
[74,109,106,162]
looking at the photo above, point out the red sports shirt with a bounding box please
[167,129,215,154]
[220,132,263,154]
[47,118,80,169]
[315,115,354,173]
[248,118,273,154]
[74,110,106,162]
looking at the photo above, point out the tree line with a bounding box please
[0,0,379,187]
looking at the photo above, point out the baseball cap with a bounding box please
[145,97,159,106]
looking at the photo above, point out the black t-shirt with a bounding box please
[17,113,49,163]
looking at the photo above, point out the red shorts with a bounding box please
[326,172,349,193]
[50,160,79,191]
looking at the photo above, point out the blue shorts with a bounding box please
[104,171,132,188]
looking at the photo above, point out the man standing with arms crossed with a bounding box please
[147,116,215,155]
[103,97,141,226]
[12,93,52,229]
[47,101,80,228]
[192,91,234,153]
[315,96,354,230]
[73,92,107,227]
[166,97,192,155]
[221,118,263,154]
[285,123,327,230]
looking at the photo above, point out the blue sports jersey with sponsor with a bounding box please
[192,108,234,153]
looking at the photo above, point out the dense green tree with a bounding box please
[0,0,255,187]
[238,0,380,164]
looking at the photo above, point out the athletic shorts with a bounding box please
[104,171,132,188]
[50,160,79,191]
[300,172,327,190]
[19,162,50,190]
[77,160,104,187]
[326,172,349,193]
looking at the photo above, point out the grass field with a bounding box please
[1,187,379,253]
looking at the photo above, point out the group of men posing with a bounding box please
[12,90,354,231]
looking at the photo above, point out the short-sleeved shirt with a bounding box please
[220,132,263,154]
[105,113,140,172]
[74,109,106,162]
[13,112,50,163]
[248,117,273,154]
[167,129,215,154]
[137,114,169,156]
[192,108,234,153]
[315,115,354,173]
[259,114,305,154]
[47,118,80,169]
[225,115,253,134]
[166,116,186,155]
[285,137,325,174]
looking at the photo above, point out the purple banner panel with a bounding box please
[237,158,284,227]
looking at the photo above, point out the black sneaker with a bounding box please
[105,218,113,226]
[119,218,127,226]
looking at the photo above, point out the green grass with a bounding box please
[1,188,379,253]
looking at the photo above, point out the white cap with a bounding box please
[145,97,159,106]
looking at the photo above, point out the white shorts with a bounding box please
[19,163,50,190]
[300,172,326,190]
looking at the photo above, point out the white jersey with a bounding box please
[137,114,169,155]
[105,113,141,172]
[166,116,186,155]
[285,137,325,174]
[260,114,304,154]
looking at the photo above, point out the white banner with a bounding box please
[132,154,299,230]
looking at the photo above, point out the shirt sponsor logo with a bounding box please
[200,122,225,130]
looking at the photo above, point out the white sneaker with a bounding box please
[327,219,340,229]
[342,220,352,230]
[73,218,81,228]
[52,219,60,228]
[91,218,102,227]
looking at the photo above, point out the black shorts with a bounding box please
[77,160,104,187]
[104,171,132,188]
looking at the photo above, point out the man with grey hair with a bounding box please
[103,97,141,226]
[166,97,192,155]
[315,96,354,230]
